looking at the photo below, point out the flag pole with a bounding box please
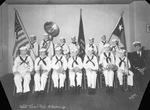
[14,8,36,57]
[107,11,124,43]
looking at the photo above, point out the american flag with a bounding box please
[78,9,85,61]
[12,10,29,59]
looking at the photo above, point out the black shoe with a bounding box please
[120,85,125,92]
[93,89,96,95]
[106,86,110,94]
[35,91,40,98]
[128,86,134,93]
[54,88,58,95]
[109,87,114,95]
[40,90,45,97]
[59,87,63,95]
[88,88,91,94]
[77,86,81,95]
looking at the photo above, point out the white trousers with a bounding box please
[86,70,97,89]
[117,70,134,86]
[34,72,49,92]
[14,73,31,93]
[103,69,114,87]
[52,70,66,88]
[69,70,82,87]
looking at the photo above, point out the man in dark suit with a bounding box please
[130,41,147,92]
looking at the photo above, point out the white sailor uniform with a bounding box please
[26,42,39,61]
[83,55,99,89]
[68,56,83,87]
[98,40,106,56]
[40,39,55,59]
[85,43,98,56]
[99,51,115,87]
[60,43,70,58]
[34,56,51,92]
[115,56,134,86]
[51,55,67,88]
[13,55,33,93]
[69,42,80,54]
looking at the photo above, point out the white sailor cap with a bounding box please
[44,33,48,36]
[101,35,106,38]
[104,43,110,48]
[55,46,61,51]
[20,46,27,51]
[30,35,36,38]
[133,41,141,46]
[39,48,46,52]
[89,37,94,40]
[71,36,76,39]
[60,37,65,40]
[119,49,126,54]
[112,39,118,42]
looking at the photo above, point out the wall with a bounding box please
[134,1,150,50]
[0,3,8,77]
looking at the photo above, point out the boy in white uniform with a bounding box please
[69,36,80,55]
[40,33,55,60]
[59,37,70,59]
[68,48,83,94]
[51,46,67,95]
[83,47,99,95]
[12,46,33,99]
[34,48,51,97]
[115,49,134,92]
[98,35,107,56]
[99,44,115,94]
[85,37,98,56]
[26,35,39,61]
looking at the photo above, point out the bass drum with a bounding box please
[44,21,60,37]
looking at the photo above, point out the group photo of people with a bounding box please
[13,32,149,100]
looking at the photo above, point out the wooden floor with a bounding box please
[0,73,145,110]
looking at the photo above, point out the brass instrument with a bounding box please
[44,21,59,37]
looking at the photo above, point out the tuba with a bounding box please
[44,21,60,37]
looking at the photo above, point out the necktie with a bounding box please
[42,40,49,48]
[86,56,95,66]
[89,44,94,48]
[72,57,78,67]
[30,42,34,48]
[55,56,63,66]
[102,41,106,45]
[20,56,28,65]
[104,52,111,63]
[72,42,77,46]
[37,56,47,66]
[119,57,125,67]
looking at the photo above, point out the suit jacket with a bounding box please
[129,50,146,69]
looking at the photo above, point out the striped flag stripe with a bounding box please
[12,36,28,55]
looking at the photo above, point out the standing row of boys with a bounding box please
[13,33,135,98]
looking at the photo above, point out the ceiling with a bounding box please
[5,0,146,4]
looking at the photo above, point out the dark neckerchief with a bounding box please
[72,56,78,67]
[55,56,63,66]
[86,55,95,66]
[20,55,28,65]
[119,57,126,67]
[37,56,47,66]
[104,52,111,63]
[102,41,106,45]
